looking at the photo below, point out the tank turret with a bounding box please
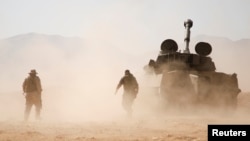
[145,19,241,110]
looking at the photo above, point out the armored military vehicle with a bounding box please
[144,19,241,110]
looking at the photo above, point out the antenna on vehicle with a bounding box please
[183,19,193,53]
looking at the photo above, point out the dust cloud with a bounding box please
[1,36,250,141]
[0,36,164,123]
[0,38,128,122]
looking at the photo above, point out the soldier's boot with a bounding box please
[24,113,29,121]
[35,108,41,120]
[24,106,32,121]
[126,106,133,118]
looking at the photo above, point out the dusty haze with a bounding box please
[0,34,250,141]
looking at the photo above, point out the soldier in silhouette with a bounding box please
[22,69,42,121]
[115,69,139,117]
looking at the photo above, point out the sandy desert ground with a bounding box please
[0,92,250,141]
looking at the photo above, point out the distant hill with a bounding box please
[0,33,143,94]
[0,33,249,92]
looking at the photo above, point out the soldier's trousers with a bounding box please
[24,91,42,120]
[122,92,136,116]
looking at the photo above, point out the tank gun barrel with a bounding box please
[184,19,193,53]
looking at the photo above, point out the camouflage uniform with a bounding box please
[22,69,42,121]
[116,70,139,116]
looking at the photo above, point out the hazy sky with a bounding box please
[0,0,249,41]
